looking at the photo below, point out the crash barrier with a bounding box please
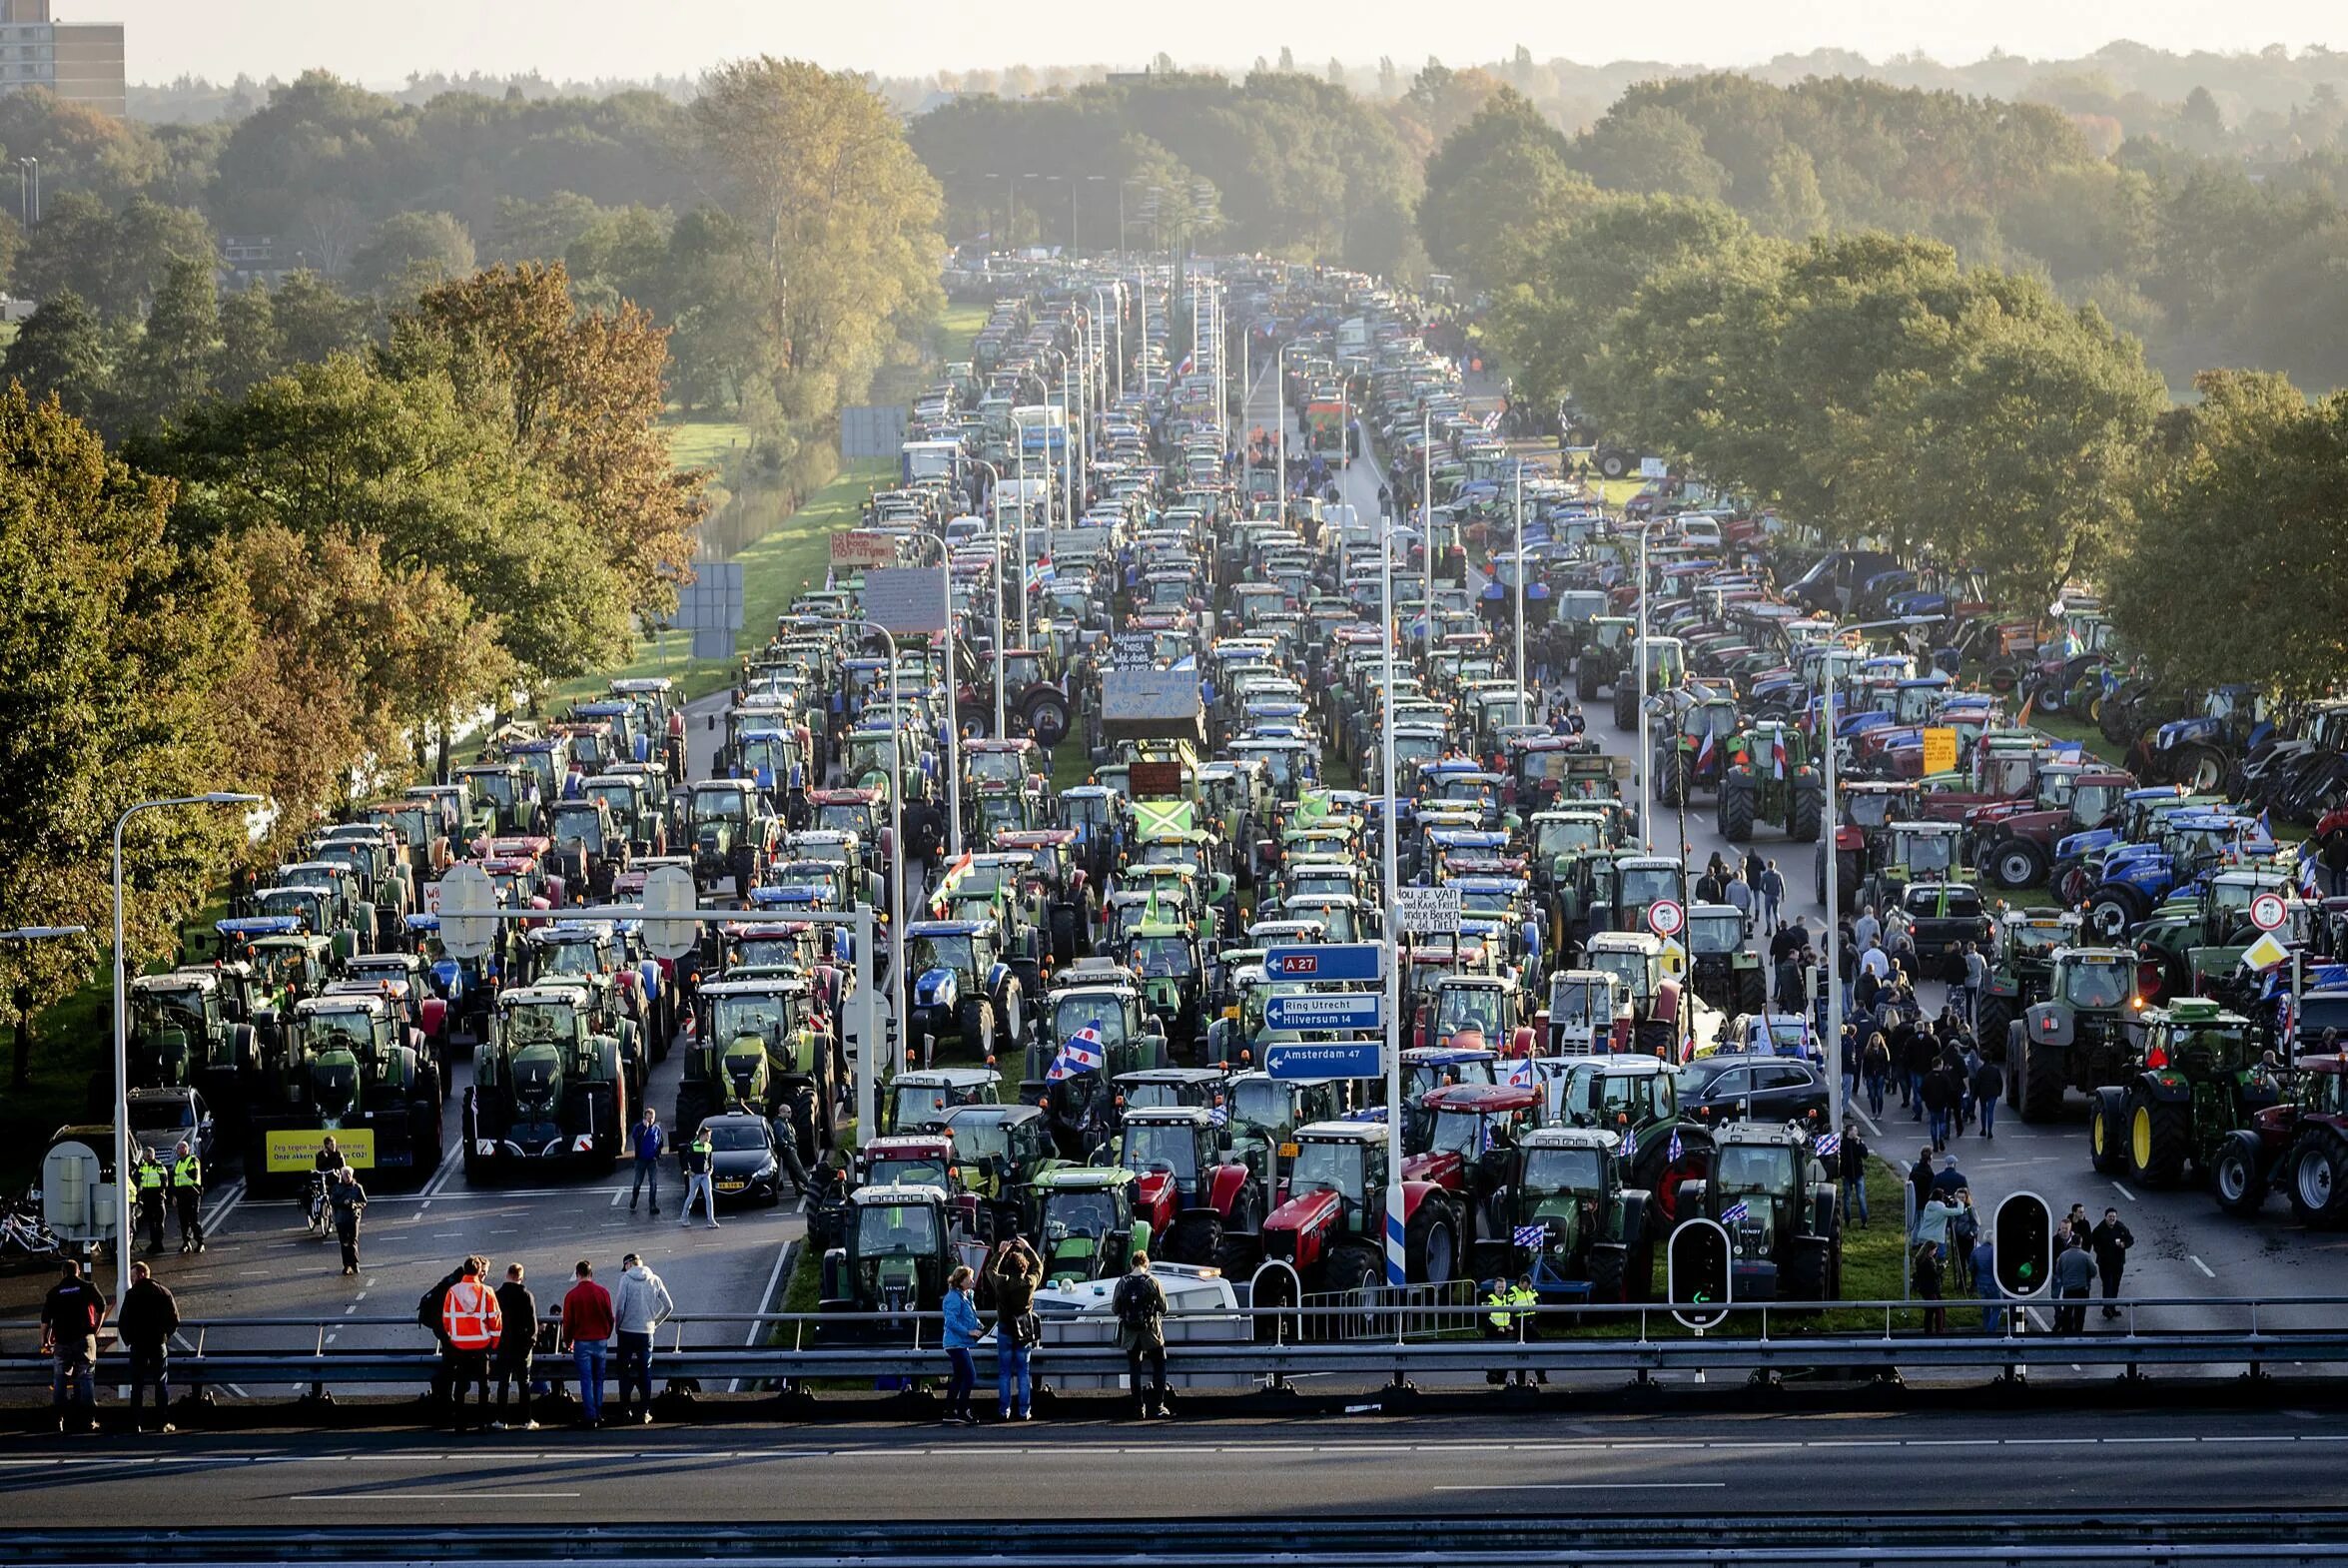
[5,1294,2347,1396]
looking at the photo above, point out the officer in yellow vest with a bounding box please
[134,1149,168,1253]
[170,1142,205,1254]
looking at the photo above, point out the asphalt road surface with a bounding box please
[2,1406,2345,1527]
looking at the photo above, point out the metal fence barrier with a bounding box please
[5,1294,2345,1401]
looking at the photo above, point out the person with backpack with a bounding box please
[1113,1252,1170,1419]
[41,1258,107,1434]
[987,1236,1041,1422]
[119,1260,180,1433]
[417,1259,466,1418]
[490,1262,538,1431]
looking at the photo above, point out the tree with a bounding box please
[0,290,110,422]
[14,193,216,320]
[387,263,705,624]
[1758,146,1830,240]
[1571,105,1729,201]
[1416,88,1590,281]
[271,269,377,365]
[349,212,477,303]
[112,256,221,431]
[215,286,284,399]
[0,385,250,1053]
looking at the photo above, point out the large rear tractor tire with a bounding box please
[2287,1127,2348,1228]
[1717,783,1756,843]
[2087,1088,2128,1176]
[2125,1085,2191,1187]
[1165,1208,1222,1267]
[2016,1031,2067,1124]
[2212,1131,2267,1217]
[1613,683,1638,732]
[1405,1196,1459,1286]
[1576,659,1600,701]
[1988,838,2050,891]
[1789,785,1823,844]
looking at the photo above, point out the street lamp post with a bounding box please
[1378,480,1405,1289]
[1513,460,1526,716]
[113,793,259,1303]
[812,620,907,1120]
[1637,522,1652,845]
[1274,342,1288,517]
[967,458,1007,737]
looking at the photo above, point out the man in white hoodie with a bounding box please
[611,1251,674,1425]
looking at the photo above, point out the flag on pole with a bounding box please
[929,851,975,916]
[1620,1126,1639,1165]
[1047,1024,1107,1081]
[2278,989,2298,1050]
[2303,851,2324,899]
[1771,730,1788,780]
[1513,1222,1547,1249]
[1816,1132,1842,1160]
[1504,1057,1534,1088]
[1720,1199,1751,1226]
[1481,407,1502,432]
[1667,1130,1684,1164]
[1695,729,1717,774]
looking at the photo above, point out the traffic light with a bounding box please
[1668,1217,1732,1323]
[1992,1191,2052,1297]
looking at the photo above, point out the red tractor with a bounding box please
[2212,1054,2348,1226]
[1118,1104,1265,1274]
[1403,1081,1542,1270]
[1255,1120,1463,1306]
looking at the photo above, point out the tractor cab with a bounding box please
[1417,974,1526,1056]
[1685,904,1767,1016]
[1030,1166,1147,1284]
[854,1134,957,1193]
[881,1067,1002,1136]
[1675,1122,1838,1302]
[1113,1066,1227,1114]
[817,1183,984,1335]
[1546,970,1631,1056]
[1509,1126,1649,1303]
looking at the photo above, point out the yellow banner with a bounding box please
[265,1128,377,1173]
[1921,727,1959,777]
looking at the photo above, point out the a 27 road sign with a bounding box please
[1264,943,1384,983]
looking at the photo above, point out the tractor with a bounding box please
[1117,1104,1264,1275]
[117,971,259,1136]
[1029,1166,1151,1284]
[2211,1055,2348,1225]
[1254,1120,1463,1306]
[462,985,635,1181]
[903,919,1026,1067]
[881,1067,1002,1137]
[2089,998,2277,1188]
[1684,904,1768,1015]
[1974,909,2082,1072]
[1574,615,1636,701]
[683,779,781,899]
[544,796,630,903]
[247,993,443,1192]
[1551,1055,1713,1227]
[1816,779,1923,906]
[1671,1122,1842,1303]
[1505,1128,1654,1303]
[1611,635,1686,733]
[1219,1072,1348,1191]
[1716,721,1824,844]
[816,1182,987,1343]
[677,975,836,1165]
[2008,946,2140,1123]
[938,1101,1063,1242]
[1407,1082,1542,1268]
[1856,820,1967,917]
[1581,931,1707,1059]
[1654,694,1741,808]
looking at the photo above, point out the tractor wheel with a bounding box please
[2017,1031,2067,1124]
[2052,860,2095,907]
[1717,783,1756,843]
[1598,449,1630,480]
[1576,660,1600,701]
[1735,965,1767,1014]
[1612,682,1637,732]
[1784,1236,1833,1303]
[1050,907,1079,969]
[790,1087,818,1168]
[412,1099,445,1175]
[1323,1243,1381,1312]
[1166,1208,1222,1266]
[1988,838,2050,891]
[1589,1242,1627,1304]
[2125,1084,2191,1186]
[2179,743,2228,795]
[1657,752,1682,808]
[2087,1088,2129,1175]
[1024,692,1072,752]
[2212,1131,2267,1217]
[2082,885,2145,942]
[1405,1196,1459,1285]
[1214,1229,1263,1279]
[1977,996,2013,1067]
[2287,1128,2348,1228]
[957,997,997,1064]
[1789,785,1823,844]
[673,1082,712,1144]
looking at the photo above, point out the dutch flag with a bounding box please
[1771,730,1788,780]
[1695,729,1716,773]
[2303,852,2323,899]
[1048,1024,1107,1081]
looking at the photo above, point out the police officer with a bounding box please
[135,1148,169,1253]
[679,1127,718,1228]
[169,1141,205,1254]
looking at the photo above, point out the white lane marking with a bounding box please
[292,1491,581,1501]
[2191,1255,2216,1279]
[2112,1181,2136,1201]
[418,1134,463,1198]
[730,1237,800,1394]
[610,1185,627,1207]
[200,1177,247,1234]
[246,1187,630,1208]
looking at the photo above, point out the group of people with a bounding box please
[421,1252,674,1432]
[130,1143,207,1256]
[40,1258,177,1434]
[939,1243,1175,1423]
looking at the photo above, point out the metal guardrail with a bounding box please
[5,1295,2345,1396]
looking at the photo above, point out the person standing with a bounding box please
[987,1236,1041,1422]
[1972,1235,2003,1334]
[41,1258,106,1435]
[438,1256,502,1434]
[1908,1146,1936,1241]
[2052,1234,2095,1332]
[1113,1251,1171,1420]
[679,1125,719,1228]
[1970,1052,2002,1141]
[490,1262,538,1431]
[1862,1032,1891,1118]
[561,1259,614,1429]
[1722,865,1753,935]
[612,1252,673,1425]
[2091,1207,2135,1320]
[940,1264,982,1426]
[330,1167,368,1276]
[1852,904,1881,956]
[1838,1122,1870,1227]
[120,1260,179,1434]
[170,1141,206,1253]
[628,1108,663,1216]
[1757,860,1785,934]
[1921,1064,1957,1153]
[135,1148,168,1253]
[1913,1240,1946,1334]
[1961,942,1988,1029]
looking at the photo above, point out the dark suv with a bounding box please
[1674,1053,1829,1129]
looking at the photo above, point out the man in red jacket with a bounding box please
[561,1258,614,1429]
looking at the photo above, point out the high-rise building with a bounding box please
[0,0,124,120]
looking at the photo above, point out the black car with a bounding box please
[700,1113,786,1206]
[1674,1053,1829,1128]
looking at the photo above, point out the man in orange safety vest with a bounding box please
[439,1255,503,1433]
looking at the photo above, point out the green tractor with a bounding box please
[247,993,443,1191]
[1611,635,1686,733]
[2006,946,2139,1124]
[1716,721,1824,844]
[1670,1122,1842,1303]
[676,976,836,1165]
[1684,904,1768,1015]
[1505,1127,1654,1303]
[463,985,637,1181]
[1654,694,1741,808]
[1575,615,1637,702]
[1974,909,2082,1073]
[117,971,259,1135]
[1029,1166,1151,1285]
[1128,920,1208,1052]
[2089,998,2278,1188]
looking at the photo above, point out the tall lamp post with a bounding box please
[812,620,907,1115]
[967,458,1007,737]
[114,793,259,1302]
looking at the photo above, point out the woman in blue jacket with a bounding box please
[941,1265,981,1425]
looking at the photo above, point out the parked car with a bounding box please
[1673,1053,1829,1128]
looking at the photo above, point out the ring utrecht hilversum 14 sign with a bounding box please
[1263,993,1384,1032]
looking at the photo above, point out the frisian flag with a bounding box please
[1720,1199,1751,1226]
[1620,1125,1638,1165]
[1668,1130,1684,1164]
[1048,1024,1106,1082]
[1513,1222,1548,1249]
[1816,1132,1842,1161]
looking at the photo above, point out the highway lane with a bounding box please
[2,1406,2343,1525]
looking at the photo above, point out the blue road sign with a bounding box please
[1263,1040,1384,1081]
[1262,943,1384,983]
[1263,993,1384,1032]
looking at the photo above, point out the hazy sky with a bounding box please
[89,0,2348,85]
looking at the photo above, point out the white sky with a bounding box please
[85,0,2348,86]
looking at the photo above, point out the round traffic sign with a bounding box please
[1648,899,1686,938]
[2250,891,2288,932]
